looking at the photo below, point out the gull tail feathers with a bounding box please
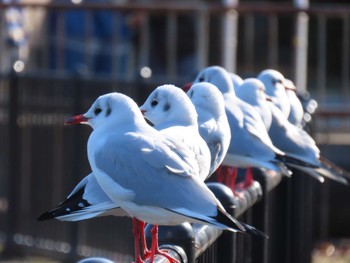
[314,165,348,185]
[319,156,350,180]
[272,161,292,178]
[285,161,348,185]
[286,164,325,183]
[239,222,269,239]
[216,207,268,239]
[275,153,319,169]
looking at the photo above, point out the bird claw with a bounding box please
[144,248,180,263]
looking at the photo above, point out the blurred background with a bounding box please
[0,0,350,262]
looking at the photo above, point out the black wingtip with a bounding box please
[37,211,55,221]
[276,153,318,169]
[240,222,269,239]
[215,207,245,232]
[37,187,90,222]
[215,208,268,239]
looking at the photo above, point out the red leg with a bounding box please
[139,221,151,258]
[244,167,254,187]
[224,167,237,193]
[132,218,145,263]
[145,225,179,263]
[216,165,226,183]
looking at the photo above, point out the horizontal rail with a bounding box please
[315,108,350,117]
[0,2,350,16]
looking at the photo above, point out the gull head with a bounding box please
[187,82,226,119]
[236,78,267,103]
[193,66,235,94]
[65,92,142,130]
[140,84,198,127]
[257,69,287,96]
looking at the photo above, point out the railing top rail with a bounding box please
[1,2,350,16]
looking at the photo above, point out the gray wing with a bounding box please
[224,95,280,160]
[268,103,320,164]
[94,132,221,218]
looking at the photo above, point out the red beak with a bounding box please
[141,109,147,115]
[65,114,89,125]
[182,82,193,92]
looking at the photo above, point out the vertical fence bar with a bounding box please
[56,10,66,71]
[243,14,255,72]
[3,71,20,257]
[341,15,350,104]
[317,15,327,103]
[294,0,309,92]
[221,0,239,73]
[111,12,120,79]
[195,6,209,72]
[268,14,278,68]
[251,170,269,263]
[294,12,309,93]
[84,10,94,74]
[138,13,150,73]
[166,12,177,77]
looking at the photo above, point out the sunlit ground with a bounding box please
[312,240,350,263]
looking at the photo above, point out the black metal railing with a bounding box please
[0,71,311,263]
[0,1,350,262]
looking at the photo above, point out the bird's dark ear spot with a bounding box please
[106,102,112,117]
[163,103,171,111]
[106,107,112,117]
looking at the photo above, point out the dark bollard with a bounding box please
[206,182,237,263]
[145,222,194,263]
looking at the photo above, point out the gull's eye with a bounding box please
[151,99,158,107]
[198,76,205,82]
[94,108,102,115]
[273,79,283,85]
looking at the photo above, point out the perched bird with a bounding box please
[185,82,231,176]
[39,92,267,263]
[236,78,349,185]
[235,78,272,131]
[140,84,211,181]
[229,72,244,90]
[284,78,304,128]
[257,69,291,119]
[192,66,292,191]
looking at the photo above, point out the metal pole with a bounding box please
[221,0,239,73]
[294,0,309,94]
[3,70,21,257]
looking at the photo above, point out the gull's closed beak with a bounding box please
[65,114,90,125]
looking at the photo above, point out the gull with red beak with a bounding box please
[40,92,268,263]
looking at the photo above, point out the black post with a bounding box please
[251,169,269,263]
[207,182,237,263]
[2,70,22,257]
[290,170,313,263]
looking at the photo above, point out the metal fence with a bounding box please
[0,1,350,263]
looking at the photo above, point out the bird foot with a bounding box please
[144,248,180,263]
